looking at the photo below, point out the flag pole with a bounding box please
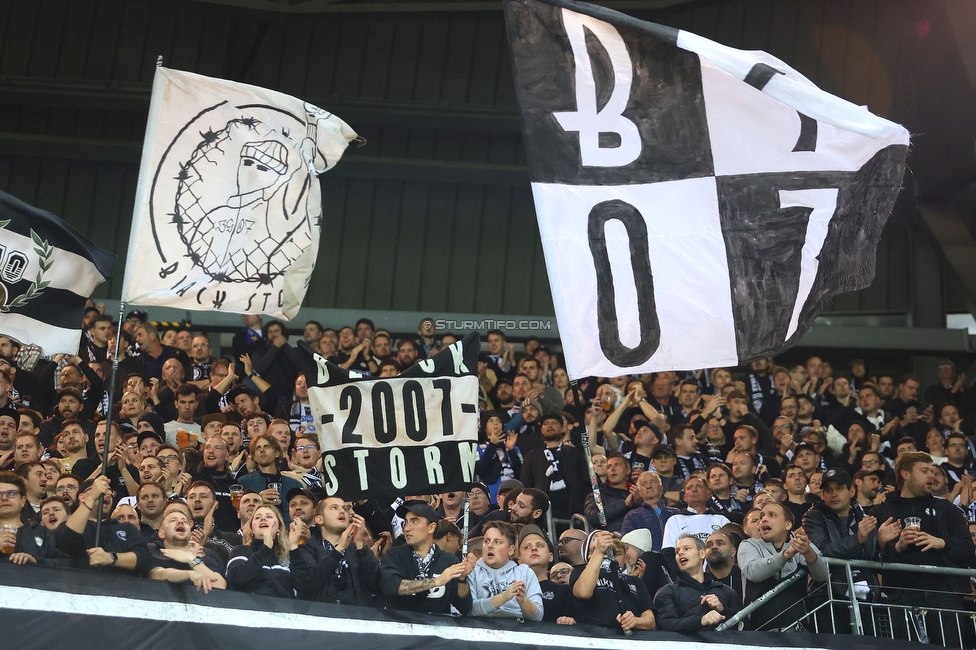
[94,301,126,548]
[460,491,470,556]
[569,380,632,636]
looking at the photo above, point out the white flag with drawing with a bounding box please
[121,67,357,319]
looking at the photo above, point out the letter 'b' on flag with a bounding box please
[504,0,909,379]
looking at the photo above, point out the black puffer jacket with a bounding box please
[803,500,879,593]
[654,571,741,633]
[290,528,381,605]
[225,540,295,599]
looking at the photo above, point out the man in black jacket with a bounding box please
[804,468,900,635]
[872,452,975,646]
[521,413,588,521]
[654,534,740,632]
[380,500,473,615]
[584,454,638,532]
[56,475,152,575]
[291,496,381,605]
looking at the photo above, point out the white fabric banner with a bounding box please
[505,0,910,378]
[121,67,357,319]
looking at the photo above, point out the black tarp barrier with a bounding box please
[0,562,931,649]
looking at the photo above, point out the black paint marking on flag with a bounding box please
[504,0,908,371]
[301,333,481,499]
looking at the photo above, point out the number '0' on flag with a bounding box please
[503,0,910,379]
[121,67,358,319]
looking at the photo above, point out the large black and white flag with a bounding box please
[302,333,481,499]
[504,0,910,378]
[121,67,358,319]
[0,191,115,354]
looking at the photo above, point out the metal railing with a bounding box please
[719,557,976,648]
[544,512,589,546]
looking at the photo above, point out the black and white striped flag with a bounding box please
[504,0,910,378]
[0,191,115,355]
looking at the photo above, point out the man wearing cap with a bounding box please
[853,467,886,513]
[620,471,679,550]
[508,394,544,453]
[466,482,497,532]
[227,383,274,426]
[57,474,152,575]
[380,500,474,615]
[521,412,588,522]
[291,496,381,605]
[287,487,317,527]
[200,412,226,441]
[803,467,899,633]
[518,524,575,624]
[136,429,163,462]
[623,419,661,476]
[650,444,684,505]
[654,534,740,632]
[584,454,639,533]
[486,377,518,425]
[38,387,92,448]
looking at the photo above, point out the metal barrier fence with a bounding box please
[720,557,976,648]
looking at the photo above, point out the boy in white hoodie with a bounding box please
[468,521,544,620]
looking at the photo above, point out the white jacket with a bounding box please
[468,559,544,620]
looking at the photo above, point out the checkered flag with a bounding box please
[504,0,909,378]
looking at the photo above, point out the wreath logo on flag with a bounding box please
[0,220,53,313]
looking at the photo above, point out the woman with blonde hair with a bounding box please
[226,504,296,598]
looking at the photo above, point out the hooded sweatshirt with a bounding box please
[468,558,544,620]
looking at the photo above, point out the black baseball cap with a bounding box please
[540,412,562,425]
[651,444,676,459]
[822,468,852,487]
[469,481,491,498]
[227,385,258,401]
[56,387,84,403]
[137,430,163,447]
[285,487,318,504]
[853,468,886,483]
[396,500,442,523]
[794,442,817,455]
[126,310,148,322]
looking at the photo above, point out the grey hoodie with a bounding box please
[468,559,544,620]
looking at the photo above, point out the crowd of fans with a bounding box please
[0,305,975,644]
